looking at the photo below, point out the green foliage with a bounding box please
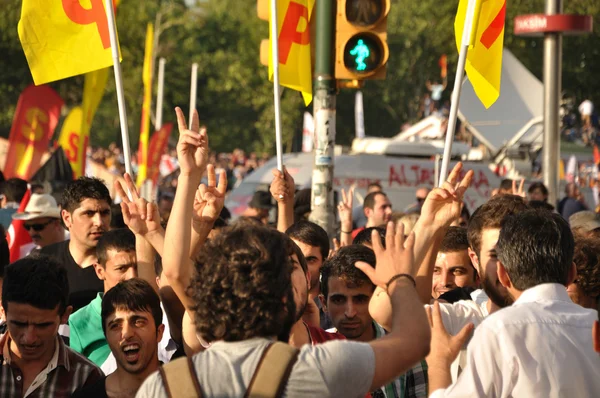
[0,0,598,155]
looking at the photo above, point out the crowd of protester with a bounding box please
[0,106,598,397]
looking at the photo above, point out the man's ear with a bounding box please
[93,263,105,281]
[318,294,327,313]
[306,271,311,290]
[61,306,73,324]
[364,207,372,219]
[468,248,481,275]
[61,209,72,230]
[156,323,165,344]
[496,261,511,289]
[567,262,578,287]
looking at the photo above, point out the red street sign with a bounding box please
[514,14,593,36]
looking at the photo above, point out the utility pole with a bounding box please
[309,0,337,237]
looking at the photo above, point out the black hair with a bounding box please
[286,220,330,263]
[353,227,387,248]
[528,181,549,197]
[154,253,163,278]
[321,245,376,299]
[2,255,69,315]
[101,278,163,334]
[61,177,112,213]
[0,178,28,203]
[498,179,513,191]
[363,191,387,211]
[440,226,469,253]
[96,229,136,267]
[497,209,574,291]
[213,206,231,229]
[110,204,126,229]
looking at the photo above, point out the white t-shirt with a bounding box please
[136,338,375,397]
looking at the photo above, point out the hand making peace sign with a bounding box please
[175,107,210,177]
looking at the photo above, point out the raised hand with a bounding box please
[270,167,295,203]
[512,179,526,198]
[426,301,474,368]
[420,162,474,228]
[175,107,209,177]
[356,222,415,289]
[192,164,227,225]
[338,187,354,229]
[114,173,162,236]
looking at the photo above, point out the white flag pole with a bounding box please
[438,0,478,186]
[270,0,284,172]
[156,58,166,130]
[105,0,132,176]
[189,63,198,122]
[355,91,365,139]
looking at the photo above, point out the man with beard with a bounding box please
[41,177,111,311]
[72,279,164,398]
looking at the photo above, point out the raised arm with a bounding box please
[338,188,354,247]
[356,222,430,391]
[269,167,295,233]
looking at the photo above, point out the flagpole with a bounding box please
[105,0,132,176]
[156,58,166,130]
[270,0,284,172]
[438,0,478,186]
[189,63,198,123]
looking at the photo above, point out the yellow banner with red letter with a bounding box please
[59,68,109,177]
[136,23,154,186]
[268,0,314,106]
[18,0,121,85]
[455,0,506,108]
[4,85,64,180]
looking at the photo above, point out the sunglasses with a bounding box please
[24,219,55,232]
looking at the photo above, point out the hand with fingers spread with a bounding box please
[175,107,209,177]
[270,167,295,204]
[338,187,354,232]
[512,179,526,198]
[193,164,227,225]
[356,222,415,291]
[115,174,162,237]
[421,162,474,228]
[426,300,474,371]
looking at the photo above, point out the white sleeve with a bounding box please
[430,323,508,398]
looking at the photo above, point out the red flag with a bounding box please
[4,85,63,180]
[7,189,33,263]
[439,54,448,79]
[594,144,600,166]
[146,123,173,185]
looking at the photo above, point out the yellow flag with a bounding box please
[136,23,154,186]
[59,106,85,176]
[268,0,314,106]
[18,0,121,85]
[455,0,506,108]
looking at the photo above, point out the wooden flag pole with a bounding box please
[105,0,132,176]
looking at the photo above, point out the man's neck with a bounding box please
[107,361,160,397]
[68,239,96,268]
[288,320,311,348]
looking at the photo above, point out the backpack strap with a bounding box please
[244,342,300,398]
[158,356,203,398]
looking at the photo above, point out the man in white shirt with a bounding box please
[428,209,600,397]
[579,99,594,131]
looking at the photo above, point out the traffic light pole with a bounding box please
[309,0,337,237]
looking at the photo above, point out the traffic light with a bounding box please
[335,0,390,80]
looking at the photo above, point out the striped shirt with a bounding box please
[0,333,103,397]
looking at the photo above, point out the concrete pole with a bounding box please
[542,0,562,206]
[309,0,336,237]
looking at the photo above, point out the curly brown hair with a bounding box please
[573,233,600,298]
[190,223,296,343]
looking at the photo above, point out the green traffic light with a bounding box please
[343,34,382,74]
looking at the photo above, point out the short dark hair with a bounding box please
[191,224,296,342]
[61,177,112,213]
[363,192,387,211]
[499,179,513,191]
[96,229,136,267]
[321,245,376,299]
[468,195,528,256]
[497,209,574,291]
[101,278,162,334]
[528,182,549,196]
[2,255,69,315]
[572,233,600,299]
[286,220,330,262]
[353,227,386,248]
[213,206,231,229]
[440,227,469,253]
[0,178,27,203]
[110,204,126,229]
